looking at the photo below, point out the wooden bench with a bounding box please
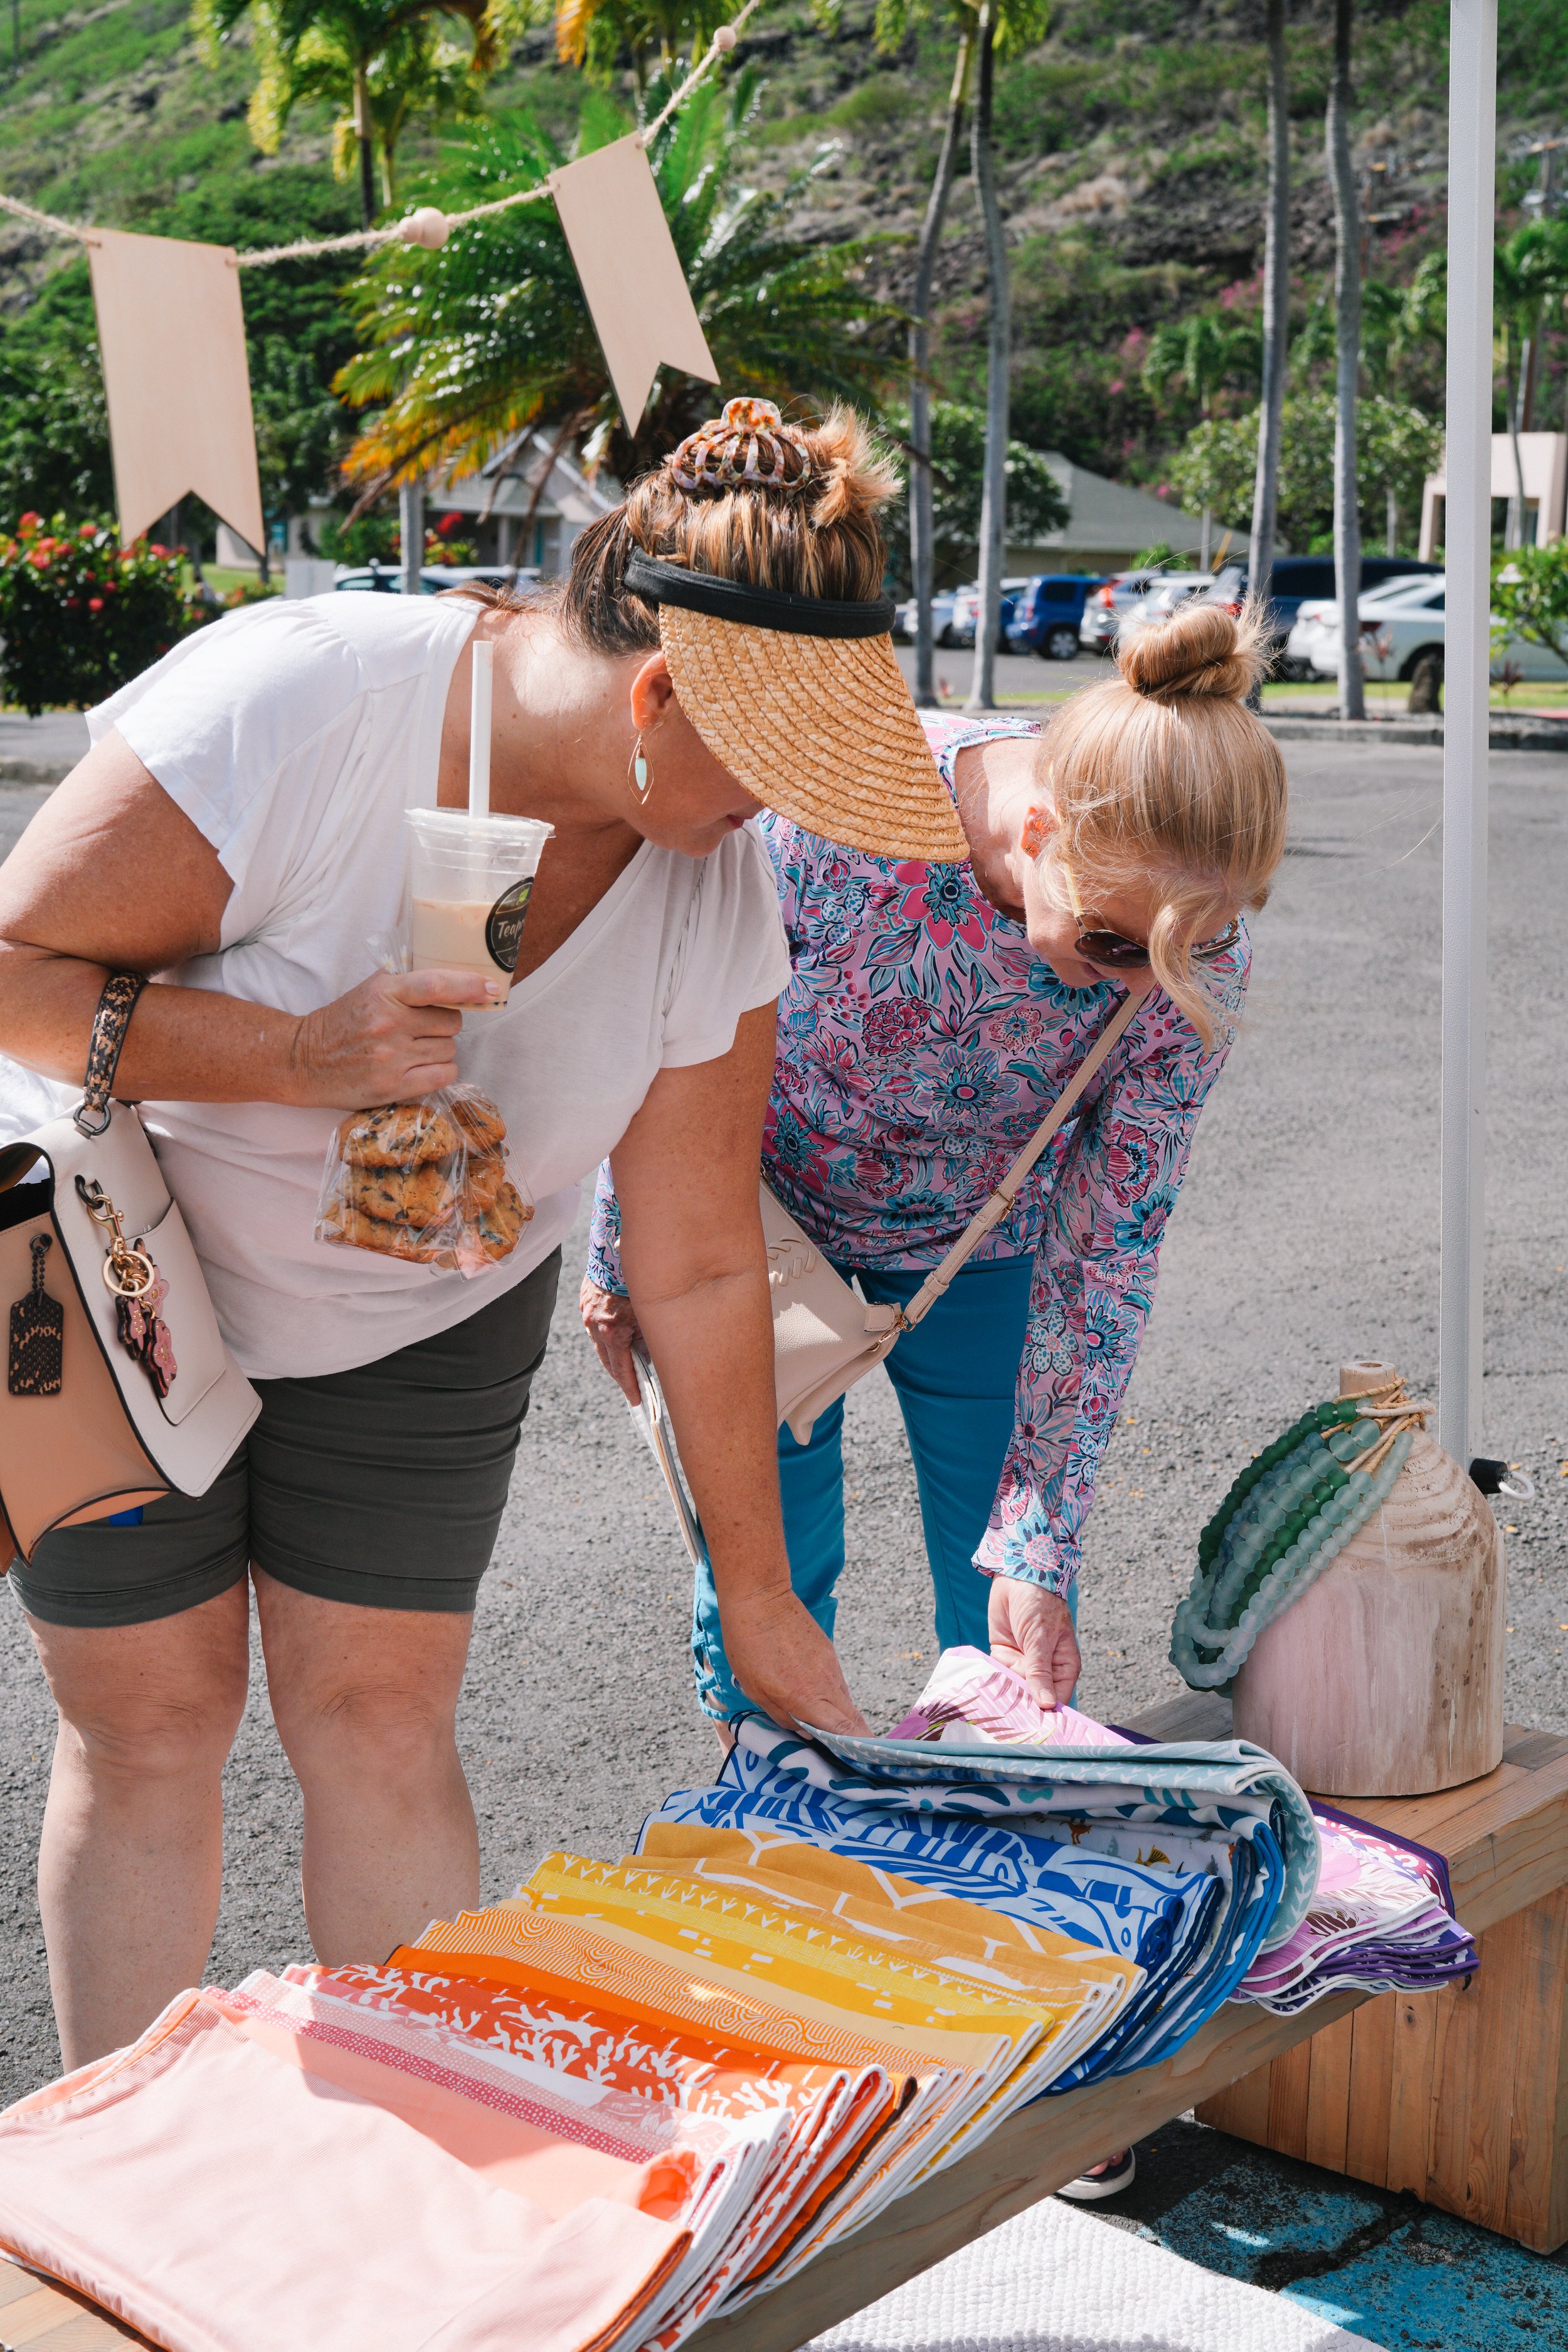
[7,1690,1567,2352]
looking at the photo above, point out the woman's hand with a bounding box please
[289,968,500,1109]
[721,1586,869,1737]
[988,1576,1081,1710]
[580,1281,644,1405]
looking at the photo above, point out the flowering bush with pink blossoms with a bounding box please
[0,514,204,714]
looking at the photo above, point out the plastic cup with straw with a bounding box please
[405,638,553,1024]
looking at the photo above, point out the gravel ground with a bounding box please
[0,738,1564,2103]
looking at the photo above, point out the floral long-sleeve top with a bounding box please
[588,712,1248,1594]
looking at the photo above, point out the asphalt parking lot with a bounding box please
[0,733,1564,2116]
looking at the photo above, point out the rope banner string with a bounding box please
[0,0,759,270]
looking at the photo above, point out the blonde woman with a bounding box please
[585,596,1287,2200]
[585,598,1286,1732]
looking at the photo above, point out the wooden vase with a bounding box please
[1230,1363,1507,1798]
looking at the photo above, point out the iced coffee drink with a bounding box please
[406,808,553,1018]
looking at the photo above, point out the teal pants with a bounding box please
[691,1254,1047,1720]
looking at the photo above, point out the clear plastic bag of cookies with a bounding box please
[314,1084,534,1277]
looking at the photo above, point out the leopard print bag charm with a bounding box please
[8,1232,63,1398]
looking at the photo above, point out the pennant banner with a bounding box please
[548,136,719,431]
[87,227,266,554]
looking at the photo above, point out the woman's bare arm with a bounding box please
[611,1002,867,1737]
[0,730,496,1108]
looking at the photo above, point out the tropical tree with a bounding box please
[336,73,903,495]
[967,0,1053,708]
[871,0,978,706]
[879,400,1067,590]
[1168,394,1442,558]
[1249,0,1290,638]
[281,20,487,209]
[1493,220,1568,548]
[554,0,730,89]
[1325,0,1362,718]
[1492,543,1568,667]
[195,0,527,227]
[1142,312,1261,567]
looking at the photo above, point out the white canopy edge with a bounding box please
[1438,0,1498,1465]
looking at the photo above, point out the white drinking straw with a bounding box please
[469,640,493,818]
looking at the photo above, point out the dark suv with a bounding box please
[1005,575,1096,660]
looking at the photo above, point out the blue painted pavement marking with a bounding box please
[1080,2118,1568,2350]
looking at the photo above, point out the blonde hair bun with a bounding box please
[1118,598,1271,704]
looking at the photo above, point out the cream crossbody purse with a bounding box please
[766,977,1153,1443]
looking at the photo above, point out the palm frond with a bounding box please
[337,76,904,488]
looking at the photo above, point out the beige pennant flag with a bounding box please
[87,227,266,555]
[548,135,718,431]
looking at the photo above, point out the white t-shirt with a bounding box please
[85,594,790,1379]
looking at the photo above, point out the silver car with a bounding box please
[893,589,960,646]
[1079,568,1203,655]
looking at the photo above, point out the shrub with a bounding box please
[0,516,204,714]
[1492,544,1568,667]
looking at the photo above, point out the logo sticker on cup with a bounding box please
[485,877,536,974]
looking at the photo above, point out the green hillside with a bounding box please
[0,0,1564,539]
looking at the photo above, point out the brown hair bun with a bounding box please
[1118,598,1269,704]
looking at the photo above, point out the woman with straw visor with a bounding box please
[0,397,928,2074]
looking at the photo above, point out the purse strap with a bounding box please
[73,973,147,1139]
[896,976,1154,1334]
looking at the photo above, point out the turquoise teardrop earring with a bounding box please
[630,734,652,805]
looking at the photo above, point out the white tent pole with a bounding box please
[1438,0,1497,1466]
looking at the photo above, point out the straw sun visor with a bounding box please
[625,554,969,864]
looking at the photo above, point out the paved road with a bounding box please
[0,738,1564,2111]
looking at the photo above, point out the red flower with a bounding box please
[29,549,50,568]
[78,521,97,539]
[88,596,103,613]
[16,512,40,532]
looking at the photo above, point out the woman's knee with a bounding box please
[272,1672,458,1789]
[33,1609,249,1790]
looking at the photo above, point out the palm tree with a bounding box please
[336,71,903,495]
[1325,0,1362,720]
[1249,0,1290,647]
[1142,313,1261,568]
[554,0,730,91]
[1493,220,1568,548]
[874,0,977,707]
[194,0,523,228]
[278,18,485,208]
[965,0,1049,712]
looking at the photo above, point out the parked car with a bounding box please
[1205,555,1443,674]
[334,563,542,595]
[893,588,960,645]
[1285,573,1568,685]
[1079,568,1212,655]
[1005,575,1096,660]
[948,578,1034,647]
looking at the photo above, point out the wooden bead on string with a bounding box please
[712,22,737,46]
[399,208,450,250]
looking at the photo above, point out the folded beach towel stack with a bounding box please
[0,1646,1473,2350]
[760,1649,1476,2022]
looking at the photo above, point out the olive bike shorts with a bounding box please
[9,1250,561,1629]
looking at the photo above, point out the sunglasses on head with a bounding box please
[1062,863,1241,973]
